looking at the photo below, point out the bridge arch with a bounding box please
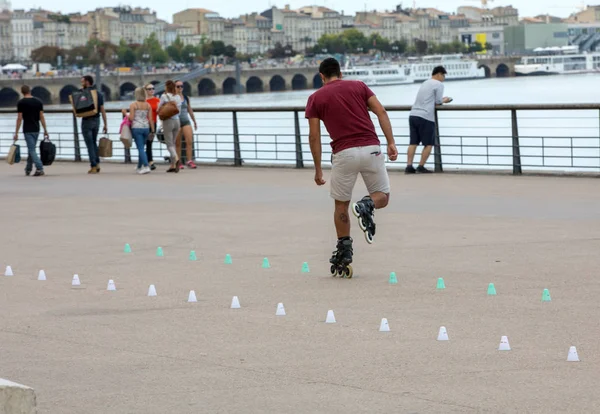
[478,65,491,78]
[120,82,136,98]
[59,85,78,105]
[198,78,216,96]
[246,76,264,93]
[101,84,112,101]
[31,86,52,105]
[291,74,308,90]
[496,63,510,78]
[0,87,19,107]
[269,75,285,92]
[223,77,237,95]
[313,74,323,89]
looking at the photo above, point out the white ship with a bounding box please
[409,54,486,82]
[342,60,414,86]
[515,46,600,76]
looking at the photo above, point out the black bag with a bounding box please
[69,89,98,118]
[40,137,56,166]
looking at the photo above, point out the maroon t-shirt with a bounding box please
[305,79,380,154]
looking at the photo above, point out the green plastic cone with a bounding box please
[437,277,445,289]
[189,251,197,261]
[542,288,551,302]
[389,272,398,284]
[487,283,497,296]
[224,254,232,264]
[262,257,271,269]
[302,262,310,273]
[156,247,163,257]
[124,243,131,253]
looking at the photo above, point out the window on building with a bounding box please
[492,32,500,39]
[553,32,567,38]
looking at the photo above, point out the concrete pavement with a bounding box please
[1,162,600,413]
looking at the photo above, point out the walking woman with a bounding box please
[175,80,198,169]
[128,87,155,174]
[157,80,182,173]
[145,83,160,170]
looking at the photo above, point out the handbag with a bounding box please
[7,143,20,165]
[119,117,132,149]
[69,89,99,118]
[157,94,179,121]
[40,136,56,166]
[98,136,113,158]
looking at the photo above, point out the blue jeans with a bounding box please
[132,128,150,168]
[24,132,43,173]
[82,117,100,167]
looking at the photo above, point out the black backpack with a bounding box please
[40,137,56,166]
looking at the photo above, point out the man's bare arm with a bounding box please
[39,111,48,135]
[14,113,22,138]
[308,117,322,169]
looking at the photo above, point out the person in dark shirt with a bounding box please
[305,57,398,277]
[14,84,48,176]
[79,75,108,174]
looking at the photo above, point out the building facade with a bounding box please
[458,25,506,54]
[504,23,569,55]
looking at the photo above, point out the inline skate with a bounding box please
[351,196,376,244]
[329,237,354,278]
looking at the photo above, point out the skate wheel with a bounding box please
[337,268,344,277]
[330,264,337,276]
[364,231,374,244]
[351,203,361,218]
[359,217,367,231]
[344,265,353,279]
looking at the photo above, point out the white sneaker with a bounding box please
[139,166,151,175]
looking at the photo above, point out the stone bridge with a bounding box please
[476,57,520,78]
[0,66,323,106]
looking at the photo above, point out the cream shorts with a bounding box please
[330,145,390,202]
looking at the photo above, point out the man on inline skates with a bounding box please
[305,57,398,278]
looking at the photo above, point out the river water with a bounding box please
[1,74,600,172]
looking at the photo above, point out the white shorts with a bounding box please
[330,145,390,202]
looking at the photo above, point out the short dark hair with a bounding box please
[319,57,341,79]
[82,75,94,86]
[432,66,447,76]
[21,85,30,95]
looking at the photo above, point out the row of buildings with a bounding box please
[0,1,599,64]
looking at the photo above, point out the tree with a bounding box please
[66,46,89,66]
[268,42,295,59]
[223,45,236,58]
[415,39,428,55]
[468,41,484,53]
[117,39,136,67]
[390,40,407,54]
[31,46,64,64]
[181,44,200,63]
[484,42,494,53]
[211,41,226,56]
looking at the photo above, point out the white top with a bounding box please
[409,79,444,123]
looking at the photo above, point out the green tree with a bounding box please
[368,33,390,51]
[211,40,226,56]
[224,45,237,58]
[66,46,89,66]
[181,44,200,63]
[117,39,136,67]
[31,46,65,64]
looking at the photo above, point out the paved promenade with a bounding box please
[1,162,600,413]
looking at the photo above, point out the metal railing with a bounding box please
[1,104,599,175]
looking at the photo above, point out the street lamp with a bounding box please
[76,55,83,75]
[188,52,196,69]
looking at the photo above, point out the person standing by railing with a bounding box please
[145,83,160,171]
[127,87,155,175]
[405,66,452,174]
[80,75,108,174]
[174,80,198,169]
[157,80,182,173]
[13,85,48,177]
[305,57,398,278]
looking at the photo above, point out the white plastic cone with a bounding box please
[37,270,46,281]
[4,266,13,276]
[567,346,580,362]
[187,290,197,302]
[498,335,511,351]
[379,318,390,332]
[437,326,449,341]
[231,296,241,309]
[72,274,81,286]
[107,279,116,291]
[276,303,286,316]
[325,310,336,323]
[147,284,157,297]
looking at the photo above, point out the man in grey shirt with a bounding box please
[406,66,452,174]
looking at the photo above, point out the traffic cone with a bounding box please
[567,346,580,362]
[379,318,390,332]
[437,277,445,289]
[156,247,164,257]
[4,265,13,276]
[231,296,241,309]
[325,310,336,323]
[276,303,286,316]
[487,283,497,296]
[147,284,157,297]
[542,288,551,302]
[189,251,197,261]
[37,270,46,281]
[498,336,511,351]
[187,290,197,302]
[389,272,398,284]
[262,258,270,269]
[124,243,132,253]
[437,326,449,341]
[301,262,310,273]
[224,254,232,264]
[107,279,116,291]
[72,274,81,286]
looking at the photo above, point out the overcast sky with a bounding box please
[16,0,586,22]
